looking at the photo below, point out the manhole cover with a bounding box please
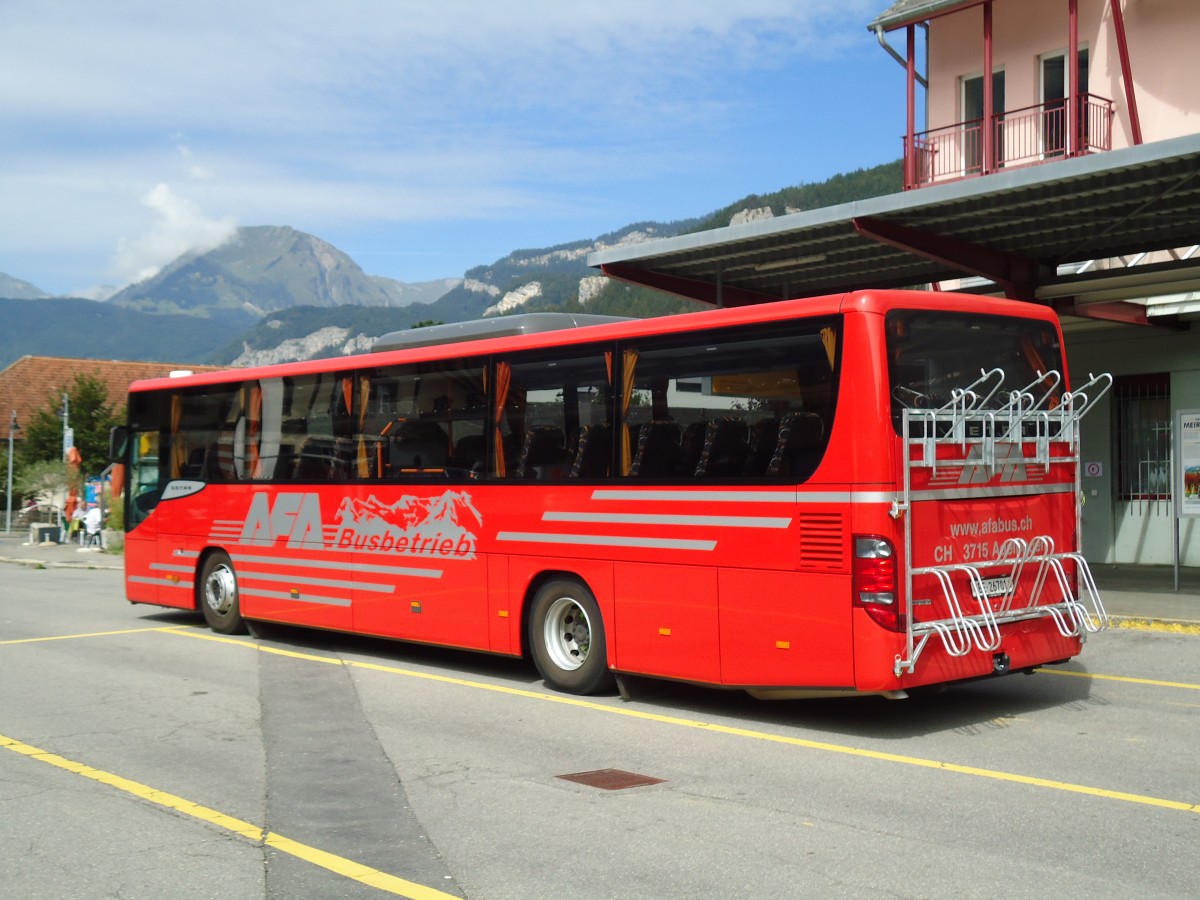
[557,768,665,790]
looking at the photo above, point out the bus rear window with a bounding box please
[886,311,1063,431]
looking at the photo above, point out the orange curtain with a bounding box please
[820,327,837,371]
[357,376,371,478]
[621,349,638,475]
[492,363,511,477]
[247,384,262,480]
[170,394,187,479]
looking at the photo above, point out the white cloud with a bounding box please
[108,184,237,287]
[0,0,896,292]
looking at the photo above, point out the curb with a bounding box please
[1107,616,1200,635]
[0,553,124,571]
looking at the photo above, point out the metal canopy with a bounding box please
[588,133,1200,324]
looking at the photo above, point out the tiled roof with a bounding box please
[869,0,979,31]
[0,356,225,444]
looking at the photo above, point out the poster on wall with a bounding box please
[1176,409,1200,518]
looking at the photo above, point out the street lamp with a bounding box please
[5,410,19,534]
[60,392,72,461]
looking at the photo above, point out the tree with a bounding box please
[19,373,122,473]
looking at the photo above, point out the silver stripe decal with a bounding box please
[239,572,393,593]
[909,483,1075,501]
[590,489,897,504]
[496,531,716,551]
[543,511,790,528]
[173,549,201,558]
[592,489,794,503]
[240,588,351,608]
[230,553,441,579]
[129,575,194,589]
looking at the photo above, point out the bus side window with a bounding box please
[498,346,613,482]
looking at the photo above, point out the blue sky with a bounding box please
[0,1,906,298]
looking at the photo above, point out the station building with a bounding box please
[589,0,1200,568]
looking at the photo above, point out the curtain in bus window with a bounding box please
[493,362,511,477]
[246,383,263,479]
[621,348,638,476]
[257,378,284,480]
[357,376,371,479]
[170,393,187,479]
[821,327,837,370]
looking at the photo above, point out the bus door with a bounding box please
[123,427,166,606]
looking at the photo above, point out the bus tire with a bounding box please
[199,552,247,635]
[529,579,613,695]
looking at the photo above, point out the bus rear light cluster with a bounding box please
[853,535,904,632]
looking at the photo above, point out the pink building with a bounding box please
[871,0,1200,189]
[871,1,1200,566]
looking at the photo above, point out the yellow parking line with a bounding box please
[161,628,1200,816]
[0,732,459,900]
[1109,618,1200,636]
[0,627,170,645]
[1035,667,1200,691]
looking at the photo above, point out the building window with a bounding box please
[1113,373,1171,503]
[1041,48,1089,156]
[962,70,1005,174]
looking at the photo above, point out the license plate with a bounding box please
[971,576,1013,599]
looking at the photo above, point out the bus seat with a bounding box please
[768,412,825,478]
[449,434,486,474]
[293,437,347,481]
[677,421,707,477]
[518,424,569,478]
[744,418,781,476]
[695,417,748,476]
[570,423,612,478]
[182,447,207,478]
[630,420,681,477]
[390,420,448,471]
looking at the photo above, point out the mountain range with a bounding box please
[0,160,902,371]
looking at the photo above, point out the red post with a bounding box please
[1111,0,1143,144]
[1068,0,1079,154]
[982,2,994,174]
[906,24,916,188]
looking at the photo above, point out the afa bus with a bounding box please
[110,290,1110,699]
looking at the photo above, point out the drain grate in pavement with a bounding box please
[557,768,665,790]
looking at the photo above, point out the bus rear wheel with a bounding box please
[200,552,247,635]
[529,580,613,695]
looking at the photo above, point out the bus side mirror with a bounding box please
[109,426,129,463]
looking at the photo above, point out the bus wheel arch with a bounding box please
[525,573,614,695]
[197,549,248,635]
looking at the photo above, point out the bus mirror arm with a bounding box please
[109,426,129,464]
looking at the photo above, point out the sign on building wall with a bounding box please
[1176,410,1200,518]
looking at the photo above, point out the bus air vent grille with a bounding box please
[798,512,845,570]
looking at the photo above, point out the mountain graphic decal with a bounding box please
[333,489,482,559]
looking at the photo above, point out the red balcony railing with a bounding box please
[904,93,1115,189]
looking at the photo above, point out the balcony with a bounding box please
[904,93,1115,190]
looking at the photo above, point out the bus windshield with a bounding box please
[886,310,1064,429]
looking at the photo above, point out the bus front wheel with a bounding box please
[199,552,247,635]
[529,580,613,695]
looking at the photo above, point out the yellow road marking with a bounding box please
[0,732,459,900]
[1109,618,1200,636]
[0,627,171,645]
[160,628,1200,816]
[1035,667,1200,691]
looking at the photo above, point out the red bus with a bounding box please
[112,289,1109,698]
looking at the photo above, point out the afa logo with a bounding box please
[239,489,482,560]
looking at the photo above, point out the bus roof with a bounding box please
[126,290,1060,393]
[372,312,631,353]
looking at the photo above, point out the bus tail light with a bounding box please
[853,535,904,632]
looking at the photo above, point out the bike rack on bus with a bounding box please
[892,370,1112,677]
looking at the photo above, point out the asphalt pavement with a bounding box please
[1,530,1197,625]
